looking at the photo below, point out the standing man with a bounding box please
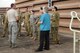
[30,10,37,40]
[17,8,23,36]
[36,6,51,52]
[51,6,60,44]
[24,8,31,36]
[2,8,9,37]
[7,3,19,48]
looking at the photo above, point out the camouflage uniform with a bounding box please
[2,14,8,37]
[17,11,23,36]
[35,15,41,40]
[30,14,38,40]
[51,11,60,44]
[24,12,31,36]
[0,14,4,26]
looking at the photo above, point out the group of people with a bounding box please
[0,3,60,52]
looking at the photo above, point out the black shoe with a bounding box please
[35,49,43,52]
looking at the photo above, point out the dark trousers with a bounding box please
[39,30,50,50]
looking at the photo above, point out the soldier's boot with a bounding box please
[54,38,60,44]
[18,31,21,36]
[54,33,60,44]
[56,30,60,44]
[31,35,37,41]
[33,37,37,41]
[11,43,17,48]
[35,34,38,40]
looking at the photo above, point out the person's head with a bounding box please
[31,10,34,14]
[52,6,58,11]
[17,8,20,12]
[43,6,48,13]
[25,7,28,12]
[40,7,43,14]
[40,6,48,14]
[11,3,16,9]
[40,7,43,10]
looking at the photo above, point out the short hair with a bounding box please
[31,10,34,12]
[25,7,28,11]
[11,3,15,8]
[54,6,58,11]
[43,6,48,13]
[40,7,43,10]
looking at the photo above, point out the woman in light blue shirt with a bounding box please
[35,7,51,52]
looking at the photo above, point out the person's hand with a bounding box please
[37,22,41,25]
[36,22,40,27]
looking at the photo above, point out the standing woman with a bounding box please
[36,6,51,52]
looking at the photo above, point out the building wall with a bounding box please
[15,0,80,35]
[0,8,7,14]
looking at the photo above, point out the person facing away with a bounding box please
[6,3,19,48]
[35,6,51,52]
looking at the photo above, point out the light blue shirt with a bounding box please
[40,13,51,31]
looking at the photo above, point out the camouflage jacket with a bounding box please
[18,12,24,23]
[51,12,60,27]
[24,12,30,23]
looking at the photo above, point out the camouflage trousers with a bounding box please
[24,22,31,36]
[3,23,8,37]
[30,24,38,39]
[51,27,60,44]
[17,22,21,36]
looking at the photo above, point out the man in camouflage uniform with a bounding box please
[24,8,31,36]
[0,14,3,27]
[0,14,4,37]
[30,10,38,40]
[51,6,60,44]
[2,8,9,37]
[2,13,8,37]
[17,8,23,36]
[36,16,40,40]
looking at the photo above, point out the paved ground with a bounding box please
[0,26,79,53]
